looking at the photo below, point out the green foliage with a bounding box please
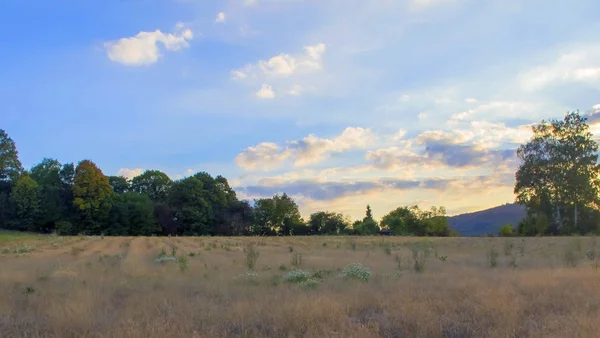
[130,170,172,203]
[0,129,23,182]
[107,193,159,236]
[10,173,39,231]
[380,205,456,236]
[499,224,514,237]
[338,263,371,282]
[73,160,113,234]
[252,193,305,236]
[178,255,188,272]
[108,176,130,194]
[515,111,600,235]
[283,270,311,283]
[308,211,349,235]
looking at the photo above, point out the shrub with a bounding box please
[288,246,294,253]
[284,270,311,283]
[413,253,426,273]
[349,239,357,251]
[381,242,392,256]
[395,253,403,271]
[178,255,188,272]
[499,224,514,237]
[279,264,287,271]
[338,263,371,282]
[291,251,302,267]
[439,255,448,262]
[154,256,177,264]
[487,247,499,268]
[245,243,260,270]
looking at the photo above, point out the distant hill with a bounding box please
[448,203,526,236]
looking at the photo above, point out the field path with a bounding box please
[122,237,155,277]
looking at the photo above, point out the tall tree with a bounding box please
[361,204,379,235]
[252,193,304,235]
[308,211,349,235]
[30,158,63,232]
[72,160,114,234]
[0,129,23,182]
[109,176,131,194]
[107,192,159,235]
[131,170,172,203]
[515,111,600,235]
[168,176,211,235]
[10,173,40,231]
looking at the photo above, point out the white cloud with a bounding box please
[104,29,193,66]
[518,46,600,91]
[236,127,374,171]
[418,112,427,120]
[235,142,291,171]
[391,129,407,141]
[116,168,144,179]
[231,43,326,94]
[215,12,226,23]
[465,98,478,104]
[256,84,275,99]
[290,127,374,166]
[231,70,247,79]
[243,0,257,6]
[593,104,600,111]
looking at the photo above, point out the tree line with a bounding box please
[2,110,598,237]
[0,129,456,236]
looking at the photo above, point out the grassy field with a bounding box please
[1,235,600,337]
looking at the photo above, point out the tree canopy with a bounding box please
[515,111,600,235]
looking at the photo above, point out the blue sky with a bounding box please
[2,0,600,219]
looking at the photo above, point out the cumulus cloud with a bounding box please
[255,84,275,99]
[215,12,226,23]
[116,168,144,179]
[518,45,600,91]
[235,127,374,171]
[231,43,326,96]
[104,28,193,66]
[235,142,291,171]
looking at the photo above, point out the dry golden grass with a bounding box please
[1,235,600,337]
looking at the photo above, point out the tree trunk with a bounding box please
[574,201,578,231]
[555,200,563,231]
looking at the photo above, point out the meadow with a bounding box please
[1,234,600,338]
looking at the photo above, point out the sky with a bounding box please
[2,0,600,220]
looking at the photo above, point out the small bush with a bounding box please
[439,255,448,262]
[284,270,311,283]
[291,251,302,267]
[413,253,426,273]
[338,263,371,282]
[155,256,177,264]
[395,253,403,271]
[487,247,499,268]
[188,252,196,257]
[299,278,319,289]
[178,255,188,272]
[245,243,260,270]
[288,246,294,253]
[279,264,287,271]
[382,242,392,256]
[312,269,332,280]
[13,245,35,255]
